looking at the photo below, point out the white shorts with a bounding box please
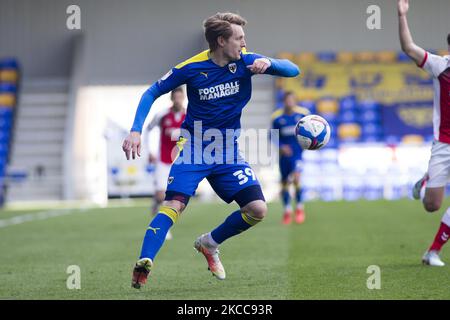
[427,140,450,188]
[154,161,172,191]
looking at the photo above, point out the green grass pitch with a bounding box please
[0,198,450,299]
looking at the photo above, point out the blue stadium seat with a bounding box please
[359,109,381,123]
[0,156,7,169]
[0,83,17,94]
[385,135,401,145]
[275,89,284,103]
[326,136,338,148]
[361,122,383,136]
[358,100,380,111]
[361,134,383,142]
[0,131,10,143]
[110,167,120,176]
[7,170,28,182]
[0,118,12,129]
[425,134,435,142]
[339,95,358,112]
[299,100,316,114]
[0,130,10,142]
[321,112,339,124]
[339,110,359,123]
[0,58,19,70]
[316,51,336,62]
[0,143,9,156]
[276,100,284,109]
[0,107,13,116]
[0,110,13,122]
[397,52,411,62]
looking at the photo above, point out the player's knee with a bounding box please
[244,200,267,220]
[293,174,300,186]
[423,199,441,213]
[155,191,165,203]
[281,181,289,191]
[162,200,186,214]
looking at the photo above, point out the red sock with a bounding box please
[429,222,450,252]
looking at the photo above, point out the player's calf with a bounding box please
[423,207,450,267]
[163,199,186,213]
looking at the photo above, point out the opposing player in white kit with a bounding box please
[398,0,450,266]
[145,87,186,240]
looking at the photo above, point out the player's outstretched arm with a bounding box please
[122,85,160,160]
[247,57,300,77]
[398,0,426,65]
[122,64,188,160]
[131,85,160,134]
[267,58,300,77]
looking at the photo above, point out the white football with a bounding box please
[295,114,331,150]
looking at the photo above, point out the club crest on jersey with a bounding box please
[168,176,174,184]
[228,63,237,74]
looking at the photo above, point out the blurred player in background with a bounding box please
[145,87,186,240]
[398,0,450,266]
[122,12,300,288]
[271,91,310,224]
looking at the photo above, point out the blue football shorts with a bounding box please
[164,138,265,207]
[279,156,303,182]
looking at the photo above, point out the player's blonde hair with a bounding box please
[203,12,247,52]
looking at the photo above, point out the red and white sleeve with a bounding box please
[420,51,449,78]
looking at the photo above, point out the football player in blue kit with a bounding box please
[271,91,310,225]
[122,12,300,288]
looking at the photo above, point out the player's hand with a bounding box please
[398,0,409,16]
[280,145,292,157]
[122,131,141,160]
[247,58,271,74]
[148,153,157,164]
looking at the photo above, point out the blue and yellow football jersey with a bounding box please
[157,49,259,134]
[131,48,299,138]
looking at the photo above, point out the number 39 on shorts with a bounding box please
[233,168,256,185]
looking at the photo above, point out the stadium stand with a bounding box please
[275,50,437,146]
[5,77,70,202]
[0,58,19,205]
[275,50,440,201]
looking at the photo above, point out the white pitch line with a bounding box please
[0,207,90,228]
